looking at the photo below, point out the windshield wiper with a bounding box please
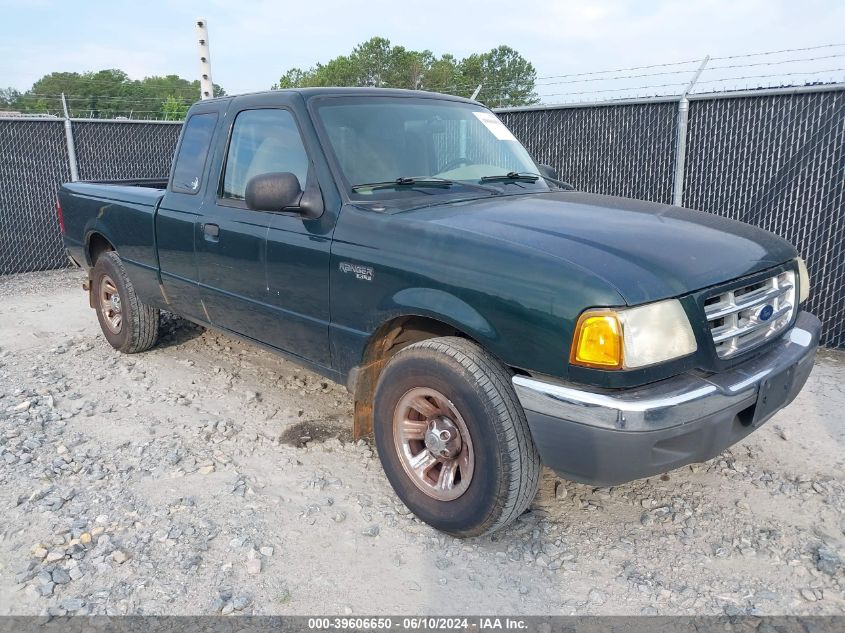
[480,171,576,190]
[351,176,501,195]
[480,171,540,183]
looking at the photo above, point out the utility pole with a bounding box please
[196,18,214,100]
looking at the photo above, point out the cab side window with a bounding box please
[171,112,218,194]
[221,109,309,201]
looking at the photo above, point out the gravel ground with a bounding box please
[0,268,843,618]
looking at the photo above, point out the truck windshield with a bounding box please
[313,97,550,200]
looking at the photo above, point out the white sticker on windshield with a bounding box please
[472,111,518,142]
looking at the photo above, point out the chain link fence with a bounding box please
[500,100,678,204]
[72,121,181,181]
[683,90,845,349]
[0,119,71,274]
[1,87,843,347]
[0,118,181,275]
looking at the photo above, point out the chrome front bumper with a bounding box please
[512,312,821,485]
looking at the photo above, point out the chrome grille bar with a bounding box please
[705,271,796,359]
[711,303,792,343]
[705,283,793,320]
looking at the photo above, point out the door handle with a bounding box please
[203,223,219,240]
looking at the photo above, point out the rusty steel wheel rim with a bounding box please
[392,387,474,501]
[99,274,122,334]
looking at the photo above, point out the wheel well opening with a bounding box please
[88,233,115,266]
[364,315,463,366]
[351,315,467,440]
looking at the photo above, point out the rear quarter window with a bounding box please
[171,112,218,194]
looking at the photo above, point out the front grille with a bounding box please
[704,270,796,359]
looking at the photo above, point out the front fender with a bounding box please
[389,287,497,339]
[329,288,499,383]
[329,203,632,383]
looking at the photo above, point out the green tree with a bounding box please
[274,37,538,107]
[160,95,190,120]
[353,36,393,87]
[0,87,21,110]
[459,46,538,107]
[275,68,310,89]
[420,54,460,94]
[13,70,225,118]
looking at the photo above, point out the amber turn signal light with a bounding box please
[570,310,623,369]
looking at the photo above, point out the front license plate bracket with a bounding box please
[752,365,796,426]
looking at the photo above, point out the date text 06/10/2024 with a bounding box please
[307,617,528,630]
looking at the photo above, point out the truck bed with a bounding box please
[58,180,166,303]
[63,179,167,206]
[86,177,169,188]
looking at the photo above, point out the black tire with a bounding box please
[91,251,160,353]
[373,337,540,537]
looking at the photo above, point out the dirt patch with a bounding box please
[279,420,353,447]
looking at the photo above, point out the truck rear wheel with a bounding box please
[92,251,160,353]
[373,337,540,537]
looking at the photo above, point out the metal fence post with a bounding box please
[61,93,79,182]
[672,56,709,206]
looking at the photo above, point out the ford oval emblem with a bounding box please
[758,304,774,321]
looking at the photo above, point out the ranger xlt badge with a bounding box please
[339,262,374,281]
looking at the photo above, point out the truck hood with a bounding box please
[407,191,798,305]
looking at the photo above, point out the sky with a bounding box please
[1,0,844,103]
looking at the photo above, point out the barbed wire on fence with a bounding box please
[530,46,845,105]
[434,43,845,104]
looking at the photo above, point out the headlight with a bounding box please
[796,257,810,303]
[571,299,697,370]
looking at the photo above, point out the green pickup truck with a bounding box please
[58,88,820,536]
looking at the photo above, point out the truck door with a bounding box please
[193,107,273,341]
[195,104,332,367]
[156,108,219,321]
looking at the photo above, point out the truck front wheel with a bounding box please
[373,337,540,537]
[91,251,160,353]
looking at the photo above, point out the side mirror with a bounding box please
[538,164,559,180]
[246,172,302,211]
[245,172,324,219]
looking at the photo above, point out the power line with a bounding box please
[20,90,199,99]
[23,93,198,102]
[534,67,716,88]
[532,59,702,83]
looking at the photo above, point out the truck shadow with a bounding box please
[156,312,205,349]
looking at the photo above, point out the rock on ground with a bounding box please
[0,269,844,616]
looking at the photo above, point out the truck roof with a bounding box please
[199,87,480,106]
